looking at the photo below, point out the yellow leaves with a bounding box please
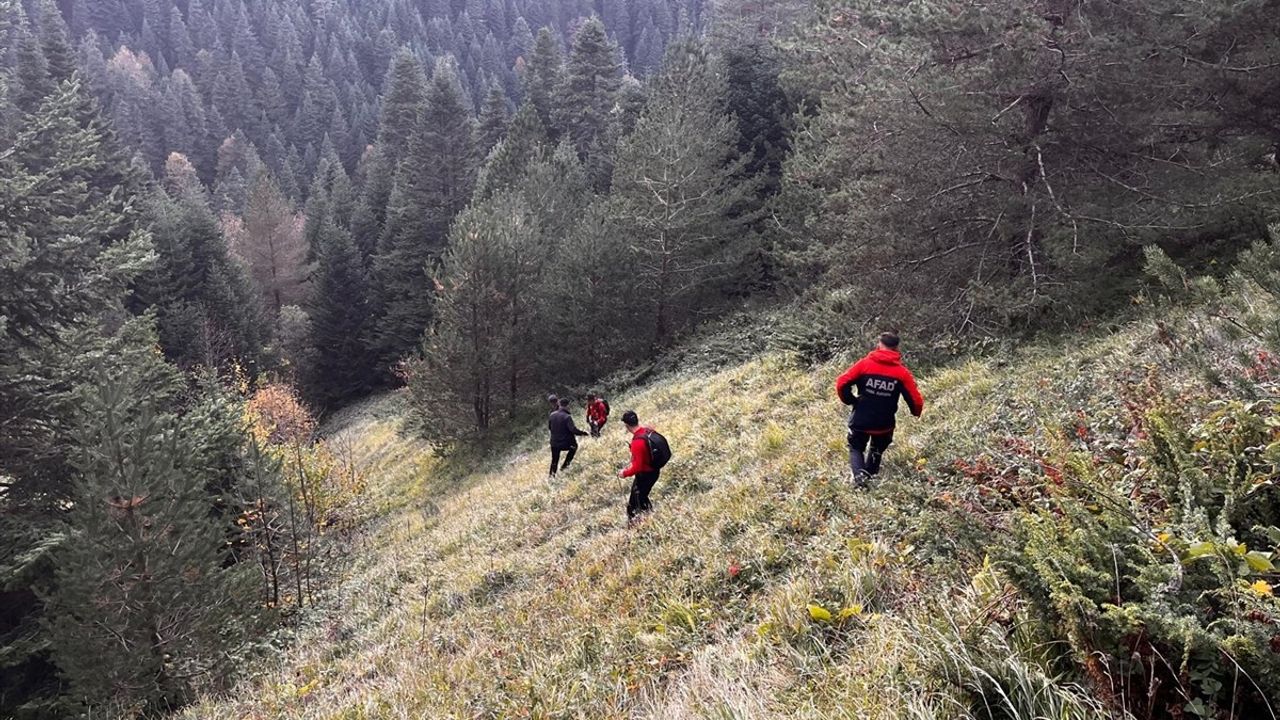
[1184,541,1217,561]
[807,604,832,623]
[296,678,320,698]
[808,602,864,625]
[846,538,875,561]
[836,605,864,621]
[1244,551,1275,573]
[1249,580,1274,597]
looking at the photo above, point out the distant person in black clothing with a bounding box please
[548,397,587,477]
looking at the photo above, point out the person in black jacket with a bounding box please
[548,397,588,477]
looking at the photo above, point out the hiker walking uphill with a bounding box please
[548,397,588,478]
[617,410,671,523]
[835,331,924,486]
[586,393,610,438]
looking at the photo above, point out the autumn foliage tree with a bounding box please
[230,173,307,319]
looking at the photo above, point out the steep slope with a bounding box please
[185,293,1280,719]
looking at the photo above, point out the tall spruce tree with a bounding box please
[307,215,372,406]
[350,146,394,261]
[376,49,429,160]
[476,79,510,156]
[474,100,547,198]
[0,78,156,719]
[523,27,563,133]
[140,153,265,373]
[556,17,622,159]
[369,58,476,372]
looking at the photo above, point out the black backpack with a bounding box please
[641,429,672,470]
[601,399,610,417]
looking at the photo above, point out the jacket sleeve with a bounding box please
[835,361,863,406]
[901,368,924,417]
[621,436,644,478]
[571,417,588,436]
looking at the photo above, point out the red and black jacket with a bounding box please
[835,348,924,434]
[621,426,654,478]
[588,399,609,426]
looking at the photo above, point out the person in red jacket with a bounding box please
[834,331,924,486]
[586,393,610,437]
[617,410,659,522]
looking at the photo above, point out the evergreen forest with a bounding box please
[2,0,1279,718]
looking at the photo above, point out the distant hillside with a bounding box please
[34,0,710,184]
[182,252,1280,719]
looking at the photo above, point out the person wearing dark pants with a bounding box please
[586,393,609,438]
[618,410,659,522]
[627,471,659,518]
[548,397,587,477]
[848,430,894,478]
[550,446,577,476]
[835,331,925,487]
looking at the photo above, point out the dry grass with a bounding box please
[183,334,1164,719]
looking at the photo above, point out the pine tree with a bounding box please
[542,200,631,381]
[522,138,590,246]
[610,41,753,344]
[0,79,156,717]
[47,370,260,714]
[556,17,622,158]
[408,191,545,436]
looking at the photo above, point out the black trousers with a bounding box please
[848,430,894,478]
[627,471,660,519]
[550,444,577,475]
[588,421,603,438]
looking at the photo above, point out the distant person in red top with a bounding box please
[834,331,924,486]
[618,410,659,522]
[586,393,610,437]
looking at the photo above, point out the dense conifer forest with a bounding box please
[2,0,1278,717]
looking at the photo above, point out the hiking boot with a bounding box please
[851,470,872,489]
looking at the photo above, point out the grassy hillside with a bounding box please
[185,287,1280,719]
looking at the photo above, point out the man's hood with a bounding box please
[867,348,902,366]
